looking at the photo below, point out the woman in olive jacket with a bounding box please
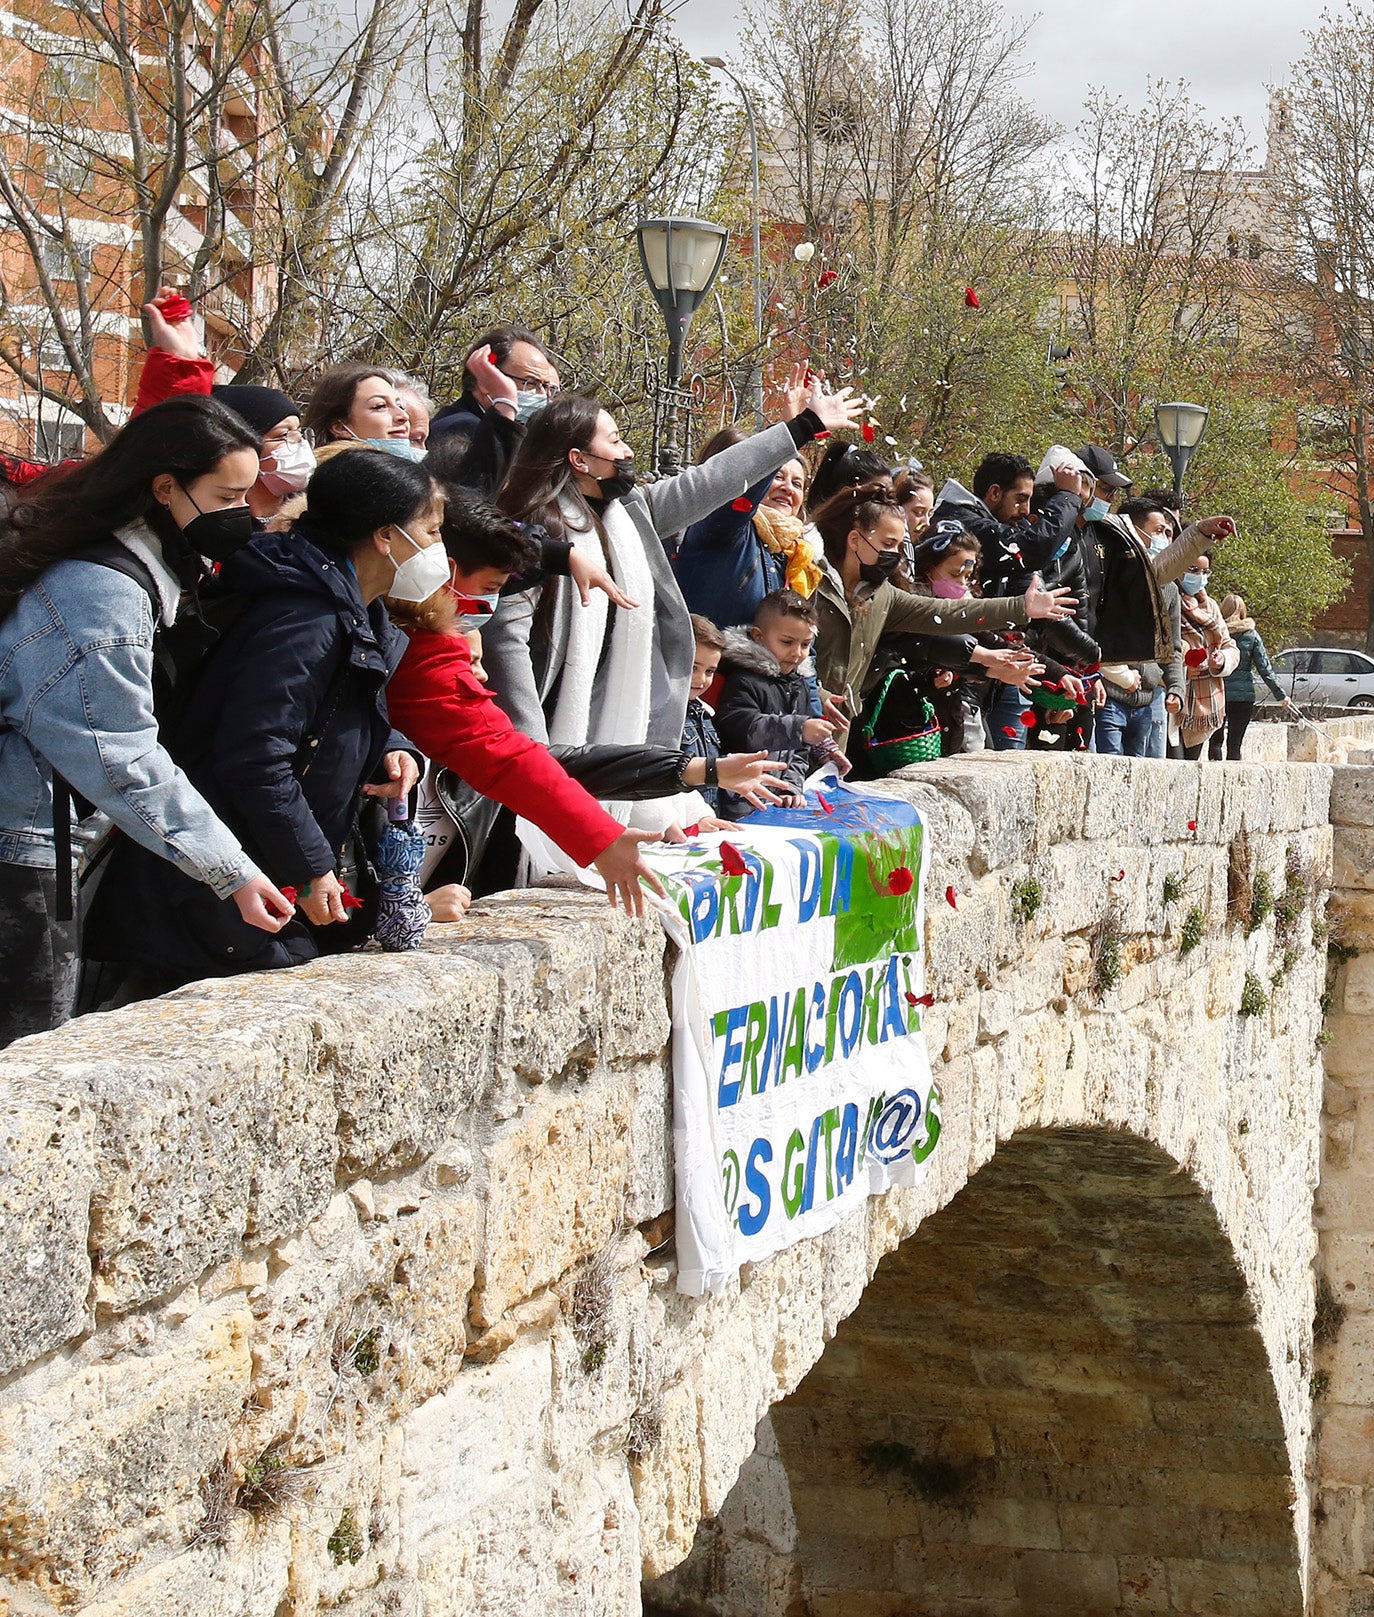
[807,484,1077,742]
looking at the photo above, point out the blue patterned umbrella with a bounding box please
[374,802,430,952]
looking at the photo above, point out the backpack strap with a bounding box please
[51,543,162,922]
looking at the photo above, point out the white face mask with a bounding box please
[514,390,548,423]
[386,525,451,603]
[259,437,316,497]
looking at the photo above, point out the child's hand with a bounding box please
[802,717,835,745]
[933,668,955,688]
[425,883,471,922]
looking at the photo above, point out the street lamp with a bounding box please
[1154,401,1210,509]
[636,216,729,474]
[703,56,765,428]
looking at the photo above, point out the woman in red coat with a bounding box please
[385,495,790,911]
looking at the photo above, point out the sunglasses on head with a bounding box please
[929,520,966,552]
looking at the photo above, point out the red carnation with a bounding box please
[731,496,753,512]
[154,291,193,323]
[1112,869,1125,882]
[818,269,838,289]
[1184,647,1208,668]
[816,792,834,814]
[682,824,700,837]
[1187,819,1197,832]
[861,421,876,443]
[945,885,958,909]
[1019,711,1036,727]
[1002,725,1018,739]
[964,287,980,308]
[904,990,935,1007]
[719,842,748,877]
[339,885,365,911]
[887,866,914,895]
[280,886,298,906]
[1215,517,1236,536]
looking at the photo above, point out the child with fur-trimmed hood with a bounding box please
[714,589,842,818]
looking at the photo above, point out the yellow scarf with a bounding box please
[753,503,823,598]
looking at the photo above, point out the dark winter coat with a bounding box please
[928,478,1082,596]
[714,629,814,815]
[673,471,788,628]
[92,526,414,981]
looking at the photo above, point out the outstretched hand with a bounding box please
[806,375,865,434]
[568,547,638,609]
[593,828,667,918]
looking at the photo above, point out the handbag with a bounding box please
[859,667,942,771]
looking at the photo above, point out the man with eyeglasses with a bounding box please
[429,325,562,447]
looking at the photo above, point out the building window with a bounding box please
[48,54,100,104]
[35,421,86,459]
[38,239,95,280]
[45,146,94,194]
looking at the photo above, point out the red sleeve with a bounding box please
[388,629,625,868]
[133,346,215,415]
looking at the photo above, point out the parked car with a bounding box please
[1265,647,1374,709]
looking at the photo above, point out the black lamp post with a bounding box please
[636,216,729,473]
[1154,401,1210,509]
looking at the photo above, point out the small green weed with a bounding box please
[1180,905,1205,955]
[1239,973,1268,1018]
[1248,869,1275,934]
[1011,876,1043,926]
[328,1507,365,1566]
[1162,872,1185,907]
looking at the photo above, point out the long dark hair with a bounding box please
[295,449,438,553]
[810,480,904,566]
[0,396,260,621]
[499,393,601,541]
[301,364,399,445]
[807,441,891,514]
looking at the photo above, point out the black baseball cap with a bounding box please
[1076,444,1133,490]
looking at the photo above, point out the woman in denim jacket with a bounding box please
[0,398,292,1045]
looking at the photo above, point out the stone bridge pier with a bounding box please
[5,742,1374,1616]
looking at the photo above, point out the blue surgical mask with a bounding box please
[1148,534,1170,555]
[514,390,548,423]
[1180,571,1206,596]
[1083,496,1110,523]
[377,437,427,462]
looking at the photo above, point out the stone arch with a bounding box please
[644,1127,1303,1617]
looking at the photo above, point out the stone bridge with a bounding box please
[5,733,1374,1617]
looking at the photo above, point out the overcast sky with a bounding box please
[671,0,1312,156]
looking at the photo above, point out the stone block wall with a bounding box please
[1312,763,1374,1617]
[0,754,1338,1616]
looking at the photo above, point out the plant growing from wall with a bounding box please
[1011,875,1043,926]
[1248,869,1276,935]
[1162,872,1185,907]
[1180,904,1206,954]
[328,1507,366,1566]
[1091,906,1125,997]
[1239,972,1268,1017]
[571,1241,619,1375]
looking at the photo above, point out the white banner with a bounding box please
[644,778,940,1295]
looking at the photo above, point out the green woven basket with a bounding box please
[861,668,942,771]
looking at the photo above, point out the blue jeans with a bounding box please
[1095,692,1158,757]
[988,683,1029,750]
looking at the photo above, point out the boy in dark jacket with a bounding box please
[683,615,726,814]
[715,590,837,818]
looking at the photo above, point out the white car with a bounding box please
[1268,647,1374,709]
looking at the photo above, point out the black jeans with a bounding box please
[0,863,78,1048]
[1209,699,1255,762]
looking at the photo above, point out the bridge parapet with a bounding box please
[0,751,1347,1616]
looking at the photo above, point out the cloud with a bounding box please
[674,0,1310,151]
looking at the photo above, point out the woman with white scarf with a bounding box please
[486,384,862,872]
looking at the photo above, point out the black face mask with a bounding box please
[858,548,901,587]
[594,458,637,502]
[179,491,254,562]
